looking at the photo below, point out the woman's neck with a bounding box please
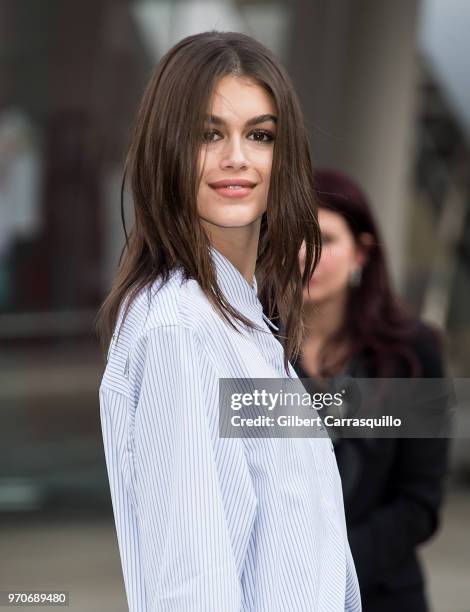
[300,291,349,378]
[203,221,260,286]
[303,291,348,342]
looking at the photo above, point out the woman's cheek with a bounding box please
[325,250,350,287]
[320,249,338,275]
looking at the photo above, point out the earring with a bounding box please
[349,267,362,288]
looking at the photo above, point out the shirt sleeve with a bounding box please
[128,324,256,611]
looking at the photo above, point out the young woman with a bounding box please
[96,32,361,611]
[293,168,449,612]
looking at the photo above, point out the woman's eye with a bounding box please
[248,130,274,143]
[202,129,221,143]
[321,234,333,244]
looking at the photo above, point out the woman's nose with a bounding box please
[219,138,248,170]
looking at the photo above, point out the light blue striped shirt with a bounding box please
[99,246,361,611]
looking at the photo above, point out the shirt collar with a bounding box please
[209,245,262,312]
[209,245,280,332]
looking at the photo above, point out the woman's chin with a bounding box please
[303,287,321,303]
[199,208,265,229]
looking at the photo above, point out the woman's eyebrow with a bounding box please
[205,113,277,127]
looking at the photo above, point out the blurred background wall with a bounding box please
[1,1,469,610]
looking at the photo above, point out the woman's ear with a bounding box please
[355,232,375,267]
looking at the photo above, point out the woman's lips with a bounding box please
[210,185,254,198]
[208,179,256,199]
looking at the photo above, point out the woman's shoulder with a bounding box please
[353,318,445,378]
[409,318,443,357]
[112,269,211,354]
[132,269,210,332]
[402,318,445,378]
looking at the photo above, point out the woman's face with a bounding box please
[300,208,365,304]
[197,74,276,231]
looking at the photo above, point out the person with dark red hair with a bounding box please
[293,168,450,612]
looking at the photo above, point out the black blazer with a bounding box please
[291,321,450,612]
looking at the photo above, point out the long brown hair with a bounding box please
[95,30,321,374]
